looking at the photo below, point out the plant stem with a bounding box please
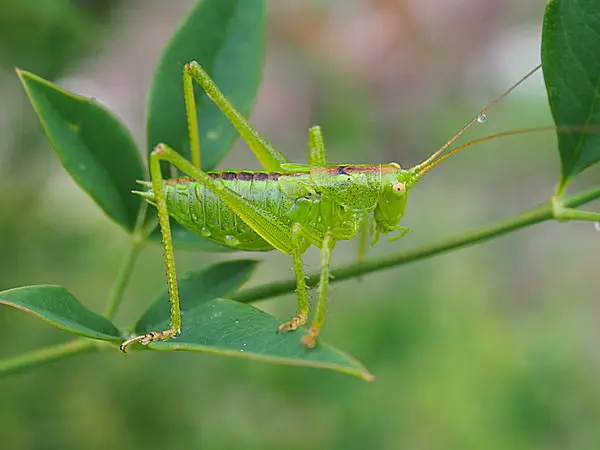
[234,185,600,304]
[103,203,149,320]
[0,205,151,379]
[0,339,98,378]
[1,187,597,379]
[103,241,143,319]
[563,185,600,208]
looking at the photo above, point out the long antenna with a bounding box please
[416,64,542,172]
[418,124,600,175]
[419,126,555,173]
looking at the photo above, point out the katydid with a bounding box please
[120,62,542,352]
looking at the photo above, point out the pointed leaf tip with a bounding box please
[132,259,372,380]
[18,70,144,231]
[542,0,600,187]
[145,0,267,250]
[147,298,374,381]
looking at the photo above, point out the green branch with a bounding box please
[234,186,600,304]
[0,205,150,379]
[1,186,598,379]
[103,241,144,319]
[0,339,98,378]
[104,203,148,320]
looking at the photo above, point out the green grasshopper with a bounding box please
[120,62,542,352]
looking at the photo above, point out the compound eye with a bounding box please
[392,182,405,195]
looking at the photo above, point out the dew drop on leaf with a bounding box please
[225,235,240,246]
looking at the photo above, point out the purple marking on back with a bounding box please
[165,170,304,184]
[254,172,269,181]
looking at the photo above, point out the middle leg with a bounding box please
[302,231,336,348]
[276,223,310,333]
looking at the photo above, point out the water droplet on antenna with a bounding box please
[476,113,487,123]
[594,222,600,231]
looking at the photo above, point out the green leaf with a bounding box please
[146,0,266,169]
[542,0,600,188]
[146,299,374,381]
[135,259,259,332]
[0,285,121,342]
[17,70,144,231]
[145,0,267,251]
[133,260,373,381]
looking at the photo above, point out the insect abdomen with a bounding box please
[141,171,295,251]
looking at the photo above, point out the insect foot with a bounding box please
[119,328,180,353]
[301,326,320,349]
[276,313,308,333]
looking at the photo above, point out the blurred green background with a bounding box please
[1,1,600,449]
